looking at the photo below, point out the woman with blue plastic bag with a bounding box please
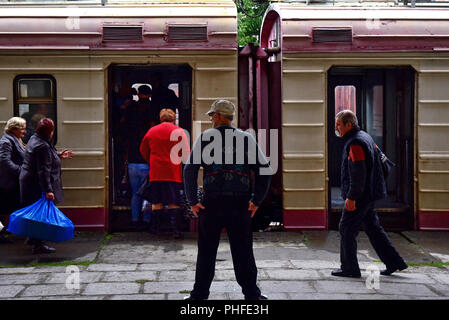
[18,118,73,254]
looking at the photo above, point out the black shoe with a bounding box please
[0,234,13,244]
[32,244,56,254]
[331,269,361,278]
[380,263,408,276]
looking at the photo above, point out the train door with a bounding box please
[108,64,192,231]
[328,67,415,230]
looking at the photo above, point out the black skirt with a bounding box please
[147,181,185,206]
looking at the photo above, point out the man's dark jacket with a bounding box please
[19,133,63,206]
[341,127,387,203]
[184,125,272,206]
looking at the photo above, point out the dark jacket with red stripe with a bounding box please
[341,128,387,203]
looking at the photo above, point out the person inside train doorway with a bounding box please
[332,110,408,278]
[123,84,159,229]
[139,108,190,238]
[148,73,180,112]
[183,99,272,300]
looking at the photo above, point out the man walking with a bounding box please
[183,99,272,300]
[332,110,408,278]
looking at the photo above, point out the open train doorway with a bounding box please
[328,67,415,231]
[108,64,192,232]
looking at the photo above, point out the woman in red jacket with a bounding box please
[140,109,190,238]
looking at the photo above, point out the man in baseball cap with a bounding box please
[205,99,236,117]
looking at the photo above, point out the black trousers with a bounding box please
[339,201,406,274]
[190,195,261,300]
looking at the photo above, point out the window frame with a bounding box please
[13,74,57,144]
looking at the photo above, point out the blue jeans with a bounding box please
[128,163,150,222]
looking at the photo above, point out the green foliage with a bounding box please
[237,0,266,46]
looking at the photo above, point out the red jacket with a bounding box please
[140,122,190,183]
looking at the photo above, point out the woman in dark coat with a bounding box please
[19,118,72,254]
[0,117,27,243]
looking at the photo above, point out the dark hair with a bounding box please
[35,118,55,139]
[138,85,152,95]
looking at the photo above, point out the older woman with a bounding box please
[140,109,190,238]
[19,118,72,254]
[0,117,27,243]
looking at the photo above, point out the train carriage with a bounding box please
[256,0,449,231]
[0,0,238,232]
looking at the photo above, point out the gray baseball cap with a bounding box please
[205,99,235,117]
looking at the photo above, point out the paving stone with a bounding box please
[259,281,316,293]
[424,284,449,297]
[0,285,24,298]
[228,292,290,300]
[158,270,195,281]
[45,272,103,284]
[290,260,340,269]
[313,280,376,294]
[83,282,140,295]
[86,264,137,272]
[375,273,436,284]
[256,260,294,269]
[138,263,189,271]
[21,284,83,297]
[374,282,439,297]
[0,267,35,274]
[42,295,104,300]
[168,292,229,300]
[144,281,194,294]
[430,274,449,285]
[210,281,242,294]
[101,271,157,282]
[265,269,321,280]
[109,294,165,300]
[289,293,353,300]
[0,273,45,285]
[33,266,87,273]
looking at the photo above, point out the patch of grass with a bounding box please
[179,290,190,294]
[302,234,309,244]
[406,261,449,268]
[135,279,151,284]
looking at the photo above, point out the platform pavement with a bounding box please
[0,230,448,300]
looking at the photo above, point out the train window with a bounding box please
[14,75,56,144]
[334,85,356,115]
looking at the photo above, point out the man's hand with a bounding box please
[46,192,55,201]
[345,198,356,211]
[248,201,259,218]
[190,203,205,217]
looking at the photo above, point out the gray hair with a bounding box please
[335,110,359,128]
[4,117,26,133]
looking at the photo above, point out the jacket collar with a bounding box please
[5,132,25,150]
[342,126,360,143]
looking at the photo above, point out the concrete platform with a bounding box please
[0,230,448,300]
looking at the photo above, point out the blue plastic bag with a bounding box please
[7,194,74,242]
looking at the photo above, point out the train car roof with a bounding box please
[261,2,449,53]
[0,1,237,51]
